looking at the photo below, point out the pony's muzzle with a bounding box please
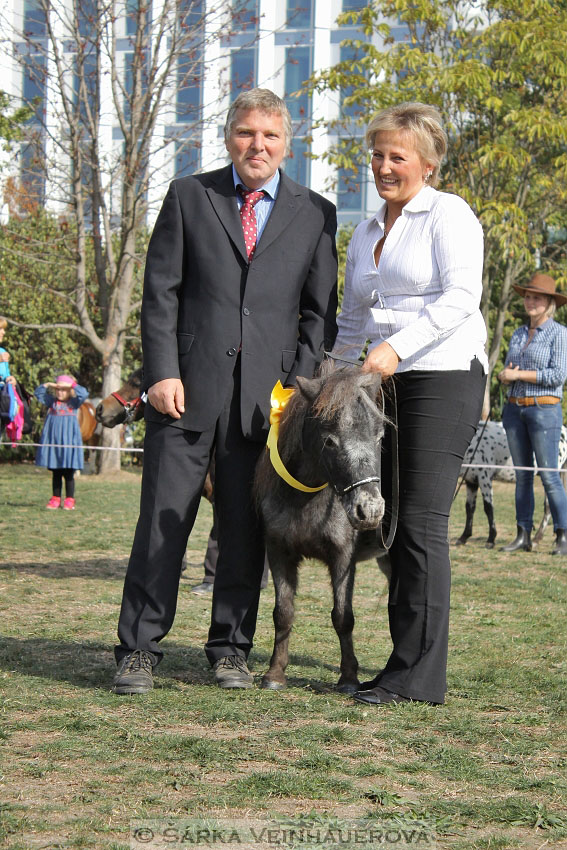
[344,485,385,530]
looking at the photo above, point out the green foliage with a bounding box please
[337,224,354,310]
[0,91,32,152]
[0,206,144,401]
[310,0,567,407]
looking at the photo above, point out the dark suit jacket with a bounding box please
[141,164,338,441]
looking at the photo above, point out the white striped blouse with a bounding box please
[334,185,488,373]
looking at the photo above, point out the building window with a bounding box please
[285,137,309,186]
[286,0,312,28]
[337,165,364,212]
[178,0,204,29]
[342,0,368,10]
[231,47,256,93]
[175,140,200,178]
[340,44,364,121]
[23,0,46,37]
[232,0,258,31]
[20,141,45,204]
[22,52,46,124]
[285,46,311,121]
[177,52,203,122]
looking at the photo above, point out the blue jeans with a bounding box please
[502,401,567,531]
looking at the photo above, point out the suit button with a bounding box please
[227,347,237,356]
[243,307,250,316]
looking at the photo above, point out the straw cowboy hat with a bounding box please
[46,374,76,389]
[512,273,567,307]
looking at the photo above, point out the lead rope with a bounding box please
[377,382,399,553]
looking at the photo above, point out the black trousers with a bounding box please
[377,359,485,704]
[115,362,266,666]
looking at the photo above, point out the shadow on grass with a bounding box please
[0,558,128,580]
[0,635,371,694]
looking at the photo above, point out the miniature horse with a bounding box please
[254,366,389,694]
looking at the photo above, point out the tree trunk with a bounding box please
[98,357,125,474]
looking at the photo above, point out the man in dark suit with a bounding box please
[112,88,338,693]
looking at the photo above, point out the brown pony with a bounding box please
[78,400,99,443]
[95,367,218,500]
[95,368,144,428]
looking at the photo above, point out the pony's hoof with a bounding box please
[336,682,359,695]
[260,678,286,690]
[455,538,466,546]
[485,542,495,549]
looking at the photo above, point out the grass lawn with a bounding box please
[0,461,566,849]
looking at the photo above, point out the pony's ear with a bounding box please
[296,375,322,403]
[357,371,382,400]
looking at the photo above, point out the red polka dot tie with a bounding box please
[238,188,265,261]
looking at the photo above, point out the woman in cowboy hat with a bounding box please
[34,374,89,510]
[498,273,567,555]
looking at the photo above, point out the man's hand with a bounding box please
[361,342,400,378]
[148,378,185,419]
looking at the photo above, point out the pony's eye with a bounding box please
[324,433,340,448]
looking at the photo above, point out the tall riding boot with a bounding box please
[500,525,532,552]
[552,528,567,556]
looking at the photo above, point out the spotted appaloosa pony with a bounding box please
[254,366,389,694]
[456,421,567,548]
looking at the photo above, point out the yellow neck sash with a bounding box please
[266,380,328,494]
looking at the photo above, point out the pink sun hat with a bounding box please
[46,374,77,389]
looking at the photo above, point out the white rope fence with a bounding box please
[0,440,143,454]
[1,440,566,470]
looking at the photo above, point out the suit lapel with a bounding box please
[205,168,305,264]
[205,166,248,263]
[253,173,303,260]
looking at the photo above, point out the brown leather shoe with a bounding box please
[213,656,254,689]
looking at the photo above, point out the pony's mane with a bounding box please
[278,366,371,463]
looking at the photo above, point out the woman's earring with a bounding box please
[424,171,432,184]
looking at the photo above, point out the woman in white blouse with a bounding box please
[334,102,487,706]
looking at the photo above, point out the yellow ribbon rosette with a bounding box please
[266,380,328,493]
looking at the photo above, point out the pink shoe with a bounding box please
[63,497,76,511]
[46,496,61,510]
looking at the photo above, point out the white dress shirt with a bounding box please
[334,185,488,373]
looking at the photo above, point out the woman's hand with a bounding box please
[498,363,519,385]
[361,342,400,378]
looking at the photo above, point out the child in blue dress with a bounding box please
[35,374,89,510]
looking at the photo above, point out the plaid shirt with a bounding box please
[505,318,567,399]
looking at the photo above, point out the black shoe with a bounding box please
[353,685,411,705]
[357,670,384,691]
[500,525,532,552]
[552,528,567,555]
[112,649,154,694]
[213,655,254,689]
[191,581,214,596]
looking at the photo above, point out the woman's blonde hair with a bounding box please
[365,102,447,187]
[0,317,7,330]
[544,298,556,319]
